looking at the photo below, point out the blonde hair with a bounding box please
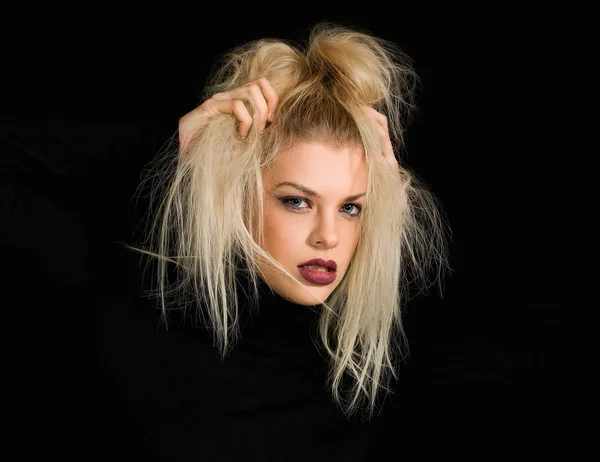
[129,22,450,420]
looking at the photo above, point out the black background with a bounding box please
[2,5,566,457]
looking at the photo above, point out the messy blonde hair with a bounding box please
[129,22,450,420]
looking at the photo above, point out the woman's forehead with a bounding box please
[263,141,367,195]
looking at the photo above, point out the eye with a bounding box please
[341,203,362,218]
[279,196,311,210]
[278,196,362,217]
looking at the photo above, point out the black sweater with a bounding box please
[2,116,555,460]
[83,281,385,460]
[1,117,404,461]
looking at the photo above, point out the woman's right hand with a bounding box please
[178,77,279,152]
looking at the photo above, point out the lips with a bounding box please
[298,259,337,271]
[297,259,337,285]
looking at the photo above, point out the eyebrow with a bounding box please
[273,181,366,202]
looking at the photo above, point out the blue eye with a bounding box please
[341,204,362,217]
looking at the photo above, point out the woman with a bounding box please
[2,21,449,461]
[130,19,448,435]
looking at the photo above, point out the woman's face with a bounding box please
[257,141,368,305]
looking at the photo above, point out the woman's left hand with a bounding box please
[363,106,398,168]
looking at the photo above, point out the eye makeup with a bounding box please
[277,196,362,218]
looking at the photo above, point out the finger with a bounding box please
[230,99,253,138]
[181,97,252,141]
[375,116,395,162]
[244,82,269,131]
[223,78,278,126]
[182,78,278,145]
[253,77,279,122]
[364,106,396,166]
[214,79,277,131]
[202,97,253,138]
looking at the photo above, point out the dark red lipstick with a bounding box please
[297,259,337,285]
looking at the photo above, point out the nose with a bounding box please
[310,211,339,249]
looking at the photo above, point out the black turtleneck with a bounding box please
[1,117,397,461]
[77,277,385,461]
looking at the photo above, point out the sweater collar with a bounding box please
[238,279,324,355]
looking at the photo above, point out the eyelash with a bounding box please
[278,196,363,218]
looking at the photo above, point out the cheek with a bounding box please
[263,209,299,253]
[345,226,361,255]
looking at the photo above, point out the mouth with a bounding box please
[298,258,337,271]
[297,259,337,285]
